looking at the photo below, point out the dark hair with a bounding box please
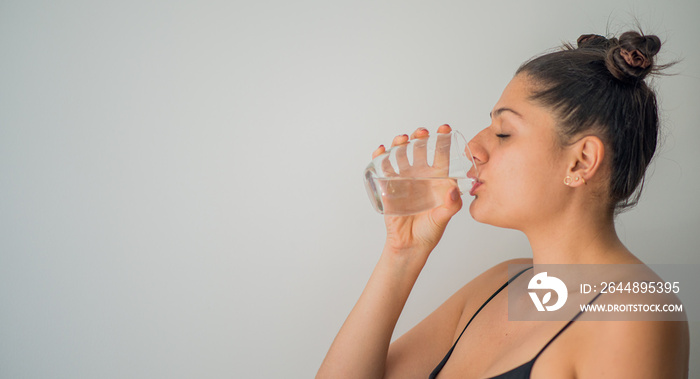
[516,31,667,213]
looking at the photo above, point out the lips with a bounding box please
[469,181,482,196]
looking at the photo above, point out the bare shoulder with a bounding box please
[450,257,533,303]
[469,257,533,288]
[385,258,533,377]
[572,318,689,378]
[443,257,533,322]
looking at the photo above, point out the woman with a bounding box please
[317,31,689,378]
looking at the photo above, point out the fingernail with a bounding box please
[451,188,460,201]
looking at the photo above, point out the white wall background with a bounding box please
[1,0,699,378]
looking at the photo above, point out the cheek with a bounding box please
[523,149,570,209]
[469,143,566,225]
[525,146,561,182]
[500,146,564,209]
[498,147,551,193]
[467,153,533,224]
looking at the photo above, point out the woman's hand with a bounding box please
[317,125,463,379]
[372,124,463,256]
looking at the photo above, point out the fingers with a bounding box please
[391,134,409,147]
[395,143,410,172]
[371,144,397,177]
[372,145,386,159]
[382,125,448,151]
[410,127,429,140]
[430,186,463,227]
[372,125,452,169]
[371,135,410,177]
[433,134,451,171]
[436,124,452,134]
[411,128,429,166]
[371,134,409,160]
[382,155,398,176]
[400,127,430,169]
[433,125,452,172]
[386,134,409,172]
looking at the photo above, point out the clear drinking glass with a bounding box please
[363,130,478,215]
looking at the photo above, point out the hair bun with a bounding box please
[576,34,609,48]
[619,31,661,58]
[605,31,661,83]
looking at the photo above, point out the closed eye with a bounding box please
[496,134,510,139]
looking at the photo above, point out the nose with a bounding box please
[467,128,489,167]
[465,129,488,181]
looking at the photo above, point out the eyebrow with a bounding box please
[489,107,523,119]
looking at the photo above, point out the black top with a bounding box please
[429,266,603,379]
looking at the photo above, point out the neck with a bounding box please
[523,205,639,266]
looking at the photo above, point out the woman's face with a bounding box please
[467,74,571,231]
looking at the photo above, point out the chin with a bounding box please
[468,199,488,223]
[468,200,521,230]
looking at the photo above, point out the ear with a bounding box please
[565,135,605,188]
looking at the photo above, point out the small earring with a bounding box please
[564,176,573,186]
[575,176,580,182]
[581,177,587,185]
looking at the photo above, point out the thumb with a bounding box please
[431,186,463,227]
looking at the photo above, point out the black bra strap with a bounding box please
[530,290,604,362]
[428,266,533,379]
